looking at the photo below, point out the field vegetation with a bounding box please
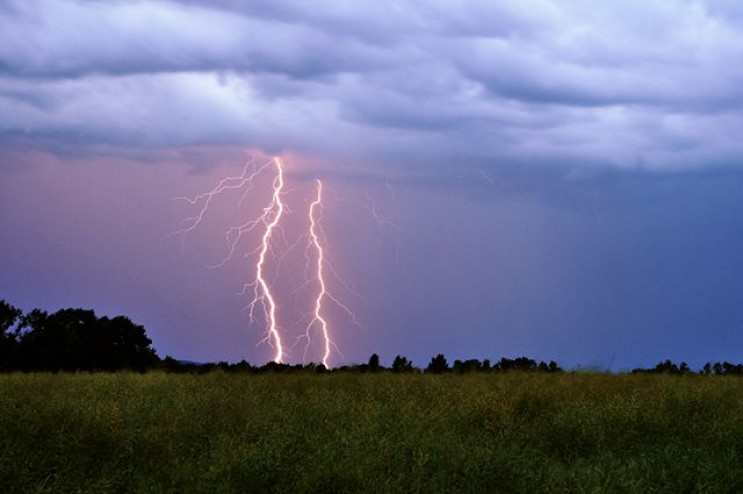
[2,372,743,493]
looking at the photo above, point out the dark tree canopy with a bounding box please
[392,355,413,373]
[426,354,449,374]
[452,359,483,373]
[1,301,159,372]
[367,353,381,372]
[0,300,21,335]
[632,360,693,375]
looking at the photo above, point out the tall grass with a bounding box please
[1,372,742,493]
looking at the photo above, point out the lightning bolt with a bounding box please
[164,159,273,249]
[297,180,369,368]
[168,156,363,366]
[166,157,288,363]
[305,180,333,367]
[248,157,286,363]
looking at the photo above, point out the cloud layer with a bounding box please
[2,0,743,172]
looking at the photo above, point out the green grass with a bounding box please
[1,372,743,493]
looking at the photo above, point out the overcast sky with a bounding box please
[1,0,742,369]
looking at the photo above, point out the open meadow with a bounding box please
[1,372,743,493]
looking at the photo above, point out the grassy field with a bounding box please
[1,372,743,493]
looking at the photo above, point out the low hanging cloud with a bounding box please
[2,0,743,173]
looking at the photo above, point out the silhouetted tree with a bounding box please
[464,359,481,372]
[391,355,413,373]
[713,362,724,375]
[426,354,449,374]
[95,315,159,371]
[495,357,538,372]
[0,300,21,334]
[18,308,94,371]
[722,361,743,375]
[656,360,679,374]
[631,359,694,375]
[368,353,381,373]
[17,307,158,372]
[453,359,481,373]
[233,359,254,373]
[260,361,293,373]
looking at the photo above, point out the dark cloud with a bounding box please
[2,0,743,174]
[0,1,397,79]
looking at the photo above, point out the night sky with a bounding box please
[2,1,743,370]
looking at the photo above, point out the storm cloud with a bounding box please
[2,0,743,172]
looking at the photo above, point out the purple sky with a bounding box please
[1,1,743,369]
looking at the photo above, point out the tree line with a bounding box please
[167,354,564,375]
[2,299,742,375]
[631,359,743,376]
[0,299,565,374]
[0,300,158,372]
